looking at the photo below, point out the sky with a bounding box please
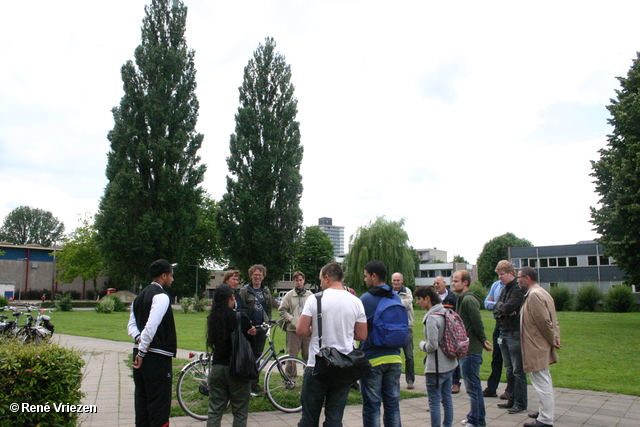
[1,0,639,264]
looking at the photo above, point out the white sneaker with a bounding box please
[461,421,476,427]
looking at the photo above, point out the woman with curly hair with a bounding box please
[206,284,256,427]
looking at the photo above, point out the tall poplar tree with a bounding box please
[591,52,640,285]
[343,217,416,292]
[95,0,205,286]
[218,38,303,285]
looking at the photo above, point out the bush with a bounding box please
[0,296,8,307]
[550,286,572,311]
[605,285,636,312]
[0,341,85,426]
[469,283,487,301]
[575,284,604,312]
[55,293,74,312]
[95,295,127,313]
[180,296,192,313]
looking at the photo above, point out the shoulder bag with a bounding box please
[230,312,259,381]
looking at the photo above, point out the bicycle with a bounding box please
[18,306,54,344]
[176,320,306,420]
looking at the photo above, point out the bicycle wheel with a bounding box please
[264,356,306,413]
[176,358,211,420]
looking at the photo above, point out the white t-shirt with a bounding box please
[301,288,367,367]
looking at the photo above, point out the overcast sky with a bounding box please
[1,0,638,263]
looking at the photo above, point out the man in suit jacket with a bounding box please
[518,267,562,427]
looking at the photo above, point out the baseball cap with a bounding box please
[149,259,177,278]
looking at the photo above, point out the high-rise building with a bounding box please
[318,217,345,256]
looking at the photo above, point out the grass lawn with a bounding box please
[51,308,640,396]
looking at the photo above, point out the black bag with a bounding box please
[230,312,259,381]
[312,292,371,385]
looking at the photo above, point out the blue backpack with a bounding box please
[369,291,409,348]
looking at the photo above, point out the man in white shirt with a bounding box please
[127,259,177,427]
[297,263,368,427]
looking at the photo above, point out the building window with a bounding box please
[557,257,567,267]
[529,258,537,268]
[568,257,578,266]
[550,282,558,288]
[540,258,548,268]
[548,258,557,267]
[442,270,452,277]
[521,258,529,267]
[588,256,598,266]
[600,256,610,266]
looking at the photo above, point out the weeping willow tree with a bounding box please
[343,217,416,293]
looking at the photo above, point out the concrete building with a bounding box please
[318,217,345,256]
[416,248,447,264]
[0,241,107,300]
[509,241,626,292]
[415,262,478,287]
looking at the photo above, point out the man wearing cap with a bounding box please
[127,259,177,427]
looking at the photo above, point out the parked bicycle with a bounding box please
[0,306,54,344]
[176,320,306,420]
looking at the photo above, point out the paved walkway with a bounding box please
[53,334,639,427]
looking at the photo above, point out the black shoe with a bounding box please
[483,389,498,397]
[528,412,539,419]
[508,406,527,414]
[523,421,552,427]
[497,401,514,409]
[500,391,511,400]
[251,384,264,394]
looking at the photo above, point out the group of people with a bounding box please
[126,257,560,427]
[420,260,561,427]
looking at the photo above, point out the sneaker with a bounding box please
[407,382,414,390]
[251,384,264,394]
[508,406,527,414]
[483,389,498,397]
[250,392,260,398]
[461,421,476,427]
[500,391,511,400]
[452,384,461,394]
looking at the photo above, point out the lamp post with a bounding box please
[51,242,58,303]
[189,265,200,297]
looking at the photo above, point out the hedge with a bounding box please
[0,341,85,426]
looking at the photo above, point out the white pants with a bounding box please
[530,368,554,425]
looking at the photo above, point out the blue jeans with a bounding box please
[460,353,486,427]
[299,367,351,427]
[426,369,454,427]
[500,330,527,409]
[360,363,402,427]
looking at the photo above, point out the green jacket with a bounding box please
[455,291,487,355]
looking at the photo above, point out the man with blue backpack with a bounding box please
[360,260,409,427]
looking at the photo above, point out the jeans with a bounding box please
[299,367,351,427]
[500,330,527,409]
[426,369,454,427]
[486,321,504,393]
[360,363,402,427]
[460,353,486,427]
[402,329,415,384]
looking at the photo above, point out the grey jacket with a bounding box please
[419,303,458,374]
